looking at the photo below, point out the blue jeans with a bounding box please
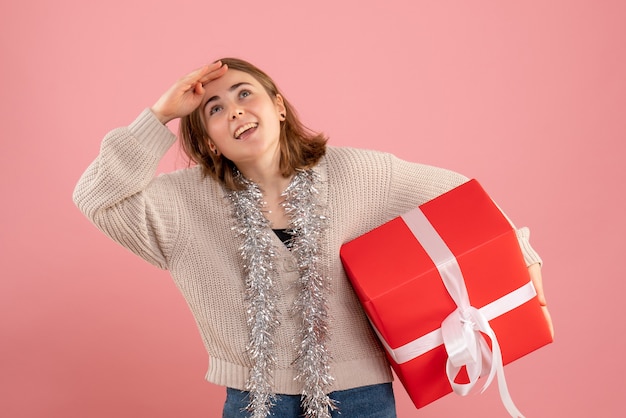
[222,383,397,417]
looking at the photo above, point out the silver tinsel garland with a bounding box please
[227,169,335,418]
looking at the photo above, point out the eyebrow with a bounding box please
[203,82,253,110]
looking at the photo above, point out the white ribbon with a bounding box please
[379,208,533,417]
[376,282,536,365]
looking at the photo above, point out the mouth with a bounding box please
[234,122,259,140]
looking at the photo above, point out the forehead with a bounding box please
[202,69,261,98]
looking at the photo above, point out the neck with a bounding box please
[236,157,291,195]
[255,172,293,197]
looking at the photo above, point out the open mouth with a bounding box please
[234,122,258,140]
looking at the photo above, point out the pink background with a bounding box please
[1,0,624,416]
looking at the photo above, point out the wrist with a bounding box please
[149,107,173,125]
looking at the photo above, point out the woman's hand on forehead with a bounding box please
[150,61,228,125]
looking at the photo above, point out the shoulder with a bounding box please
[323,146,452,179]
[325,146,391,161]
[323,146,468,205]
[152,164,200,184]
[319,147,398,201]
[324,146,395,173]
[327,146,465,180]
[150,165,221,197]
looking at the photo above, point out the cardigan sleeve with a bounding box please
[72,109,179,269]
[386,153,543,267]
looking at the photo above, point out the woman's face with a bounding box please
[201,69,285,168]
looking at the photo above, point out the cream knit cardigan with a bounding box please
[73,109,542,395]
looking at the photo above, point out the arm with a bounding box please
[73,62,228,267]
[72,110,178,268]
[387,155,553,336]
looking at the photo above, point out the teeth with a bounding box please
[234,122,258,139]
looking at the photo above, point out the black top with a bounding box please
[272,228,293,248]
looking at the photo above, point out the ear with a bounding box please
[208,141,219,155]
[275,94,286,120]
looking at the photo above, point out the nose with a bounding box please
[230,108,244,120]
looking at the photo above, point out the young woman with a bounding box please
[73,58,551,418]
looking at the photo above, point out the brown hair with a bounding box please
[179,57,327,190]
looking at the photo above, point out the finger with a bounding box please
[200,63,228,85]
[528,263,547,306]
[192,61,222,80]
[541,306,554,338]
[200,67,227,85]
[193,81,205,96]
[533,279,547,305]
[179,64,213,87]
[208,60,223,70]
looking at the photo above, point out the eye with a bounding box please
[209,105,223,115]
[239,90,251,99]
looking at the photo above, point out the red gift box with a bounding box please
[340,179,553,416]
